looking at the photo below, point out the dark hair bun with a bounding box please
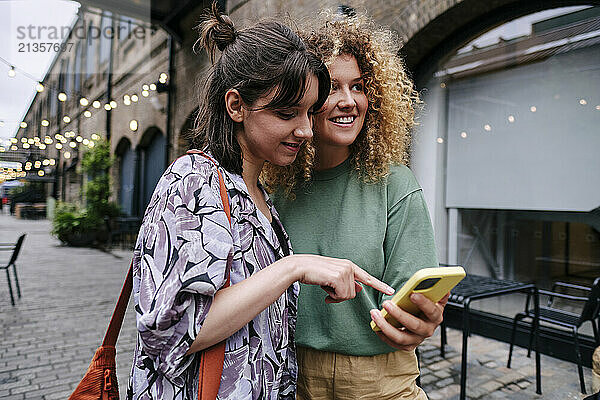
[197,2,236,60]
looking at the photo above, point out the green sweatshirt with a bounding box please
[273,159,438,355]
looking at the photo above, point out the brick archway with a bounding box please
[394,0,600,84]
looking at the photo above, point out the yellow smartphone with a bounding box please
[371,266,466,332]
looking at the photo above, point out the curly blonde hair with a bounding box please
[262,10,420,195]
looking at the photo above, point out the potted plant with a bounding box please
[51,140,120,246]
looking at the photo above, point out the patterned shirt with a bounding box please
[127,153,299,400]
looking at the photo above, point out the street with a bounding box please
[0,214,593,399]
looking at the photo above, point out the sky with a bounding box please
[0,0,80,141]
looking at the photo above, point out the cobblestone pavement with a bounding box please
[420,330,593,399]
[0,214,595,399]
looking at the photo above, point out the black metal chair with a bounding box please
[0,234,26,306]
[507,277,600,394]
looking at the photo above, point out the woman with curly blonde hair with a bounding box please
[266,10,447,399]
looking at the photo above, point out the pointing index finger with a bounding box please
[353,265,395,295]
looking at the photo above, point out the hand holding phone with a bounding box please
[371,266,465,332]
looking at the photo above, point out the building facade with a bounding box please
[10,0,599,295]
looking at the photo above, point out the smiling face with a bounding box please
[235,74,318,168]
[313,54,368,169]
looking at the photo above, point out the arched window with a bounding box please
[99,11,113,64]
[85,25,97,78]
[74,42,82,92]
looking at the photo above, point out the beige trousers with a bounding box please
[296,346,428,400]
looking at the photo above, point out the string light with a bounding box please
[579,99,587,105]
[8,67,16,78]
[530,106,537,112]
[436,137,444,143]
[58,92,67,102]
[141,90,149,97]
[484,124,492,131]
[149,83,156,91]
[63,116,71,123]
[20,122,27,128]
[131,94,139,102]
[109,100,117,109]
[80,98,89,106]
[129,120,138,131]
[92,101,101,108]
[508,115,515,123]
[123,95,131,105]
[84,110,92,118]
[460,131,467,138]
[41,119,49,127]
[36,83,45,92]
[64,151,71,159]
[104,104,111,111]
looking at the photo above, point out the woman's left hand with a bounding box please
[370,292,449,351]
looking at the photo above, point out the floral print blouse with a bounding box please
[127,153,299,400]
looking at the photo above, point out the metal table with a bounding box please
[440,274,541,400]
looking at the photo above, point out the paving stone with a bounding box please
[495,371,524,385]
[433,369,451,379]
[516,379,531,389]
[420,374,437,386]
[435,377,454,387]
[481,380,503,392]
[428,359,452,371]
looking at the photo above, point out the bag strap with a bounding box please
[102,150,232,347]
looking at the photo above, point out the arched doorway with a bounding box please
[137,127,166,214]
[116,137,135,216]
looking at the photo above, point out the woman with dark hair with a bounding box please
[266,11,446,399]
[126,4,394,400]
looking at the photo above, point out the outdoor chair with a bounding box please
[507,278,600,394]
[0,234,26,306]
